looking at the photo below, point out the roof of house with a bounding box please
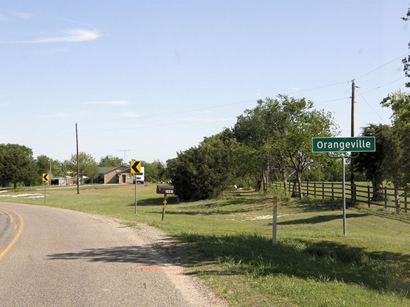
[98,165,128,175]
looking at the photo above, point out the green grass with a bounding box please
[1,184,409,306]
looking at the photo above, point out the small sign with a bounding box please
[130,160,142,174]
[42,173,49,183]
[312,137,376,153]
[163,199,167,208]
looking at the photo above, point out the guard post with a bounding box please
[272,196,279,245]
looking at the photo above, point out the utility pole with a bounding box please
[120,149,131,165]
[350,80,356,203]
[76,123,80,195]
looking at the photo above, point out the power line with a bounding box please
[354,53,408,80]
[360,76,407,94]
[356,89,385,121]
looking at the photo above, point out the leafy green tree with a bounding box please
[401,7,410,88]
[98,155,123,167]
[381,91,410,189]
[36,155,63,178]
[167,131,238,200]
[144,160,166,182]
[66,152,98,184]
[354,124,391,200]
[234,96,335,196]
[0,144,37,188]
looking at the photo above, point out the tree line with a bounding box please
[0,149,167,188]
[167,91,409,201]
[1,91,408,200]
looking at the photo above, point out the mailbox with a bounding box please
[156,184,175,195]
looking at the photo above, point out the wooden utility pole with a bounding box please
[76,123,80,195]
[350,80,356,202]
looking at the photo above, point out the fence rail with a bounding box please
[274,181,408,214]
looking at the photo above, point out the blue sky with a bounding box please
[0,1,408,163]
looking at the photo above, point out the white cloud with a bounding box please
[182,116,236,123]
[10,10,33,20]
[19,29,101,44]
[0,10,33,21]
[41,112,68,119]
[86,100,129,106]
[115,112,142,119]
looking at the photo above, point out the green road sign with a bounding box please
[312,136,376,153]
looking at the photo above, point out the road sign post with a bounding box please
[42,173,49,205]
[130,160,142,215]
[342,157,347,237]
[312,137,375,237]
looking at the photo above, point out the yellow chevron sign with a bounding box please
[42,173,49,182]
[130,160,142,174]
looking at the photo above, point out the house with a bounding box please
[50,176,74,186]
[97,165,130,184]
[118,172,134,184]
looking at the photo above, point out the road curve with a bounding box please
[0,203,224,307]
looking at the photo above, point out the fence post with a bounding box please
[405,193,408,213]
[367,185,371,208]
[352,183,356,204]
[314,182,316,198]
[394,187,400,214]
[331,182,334,200]
[307,181,309,196]
[322,182,324,200]
[384,187,387,209]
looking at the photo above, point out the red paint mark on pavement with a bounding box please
[131,265,183,273]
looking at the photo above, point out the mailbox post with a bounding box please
[156,184,175,222]
[162,194,167,222]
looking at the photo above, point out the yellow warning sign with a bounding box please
[130,160,142,174]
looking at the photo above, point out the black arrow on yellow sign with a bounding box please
[42,173,49,182]
[130,160,142,174]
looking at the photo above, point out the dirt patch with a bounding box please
[249,214,289,221]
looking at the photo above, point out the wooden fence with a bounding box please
[274,181,408,214]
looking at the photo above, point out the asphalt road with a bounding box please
[0,203,222,307]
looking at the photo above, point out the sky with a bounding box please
[0,0,408,163]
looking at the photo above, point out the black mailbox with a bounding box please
[156,184,175,195]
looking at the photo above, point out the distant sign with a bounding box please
[130,160,142,174]
[42,173,49,183]
[312,137,376,153]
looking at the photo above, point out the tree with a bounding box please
[167,130,238,200]
[144,160,166,182]
[66,152,98,184]
[381,92,410,189]
[98,155,123,167]
[233,95,335,196]
[401,7,410,88]
[354,124,391,200]
[36,155,63,179]
[0,144,37,188]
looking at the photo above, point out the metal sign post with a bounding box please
[42,173,49,205]
[342,157,347,237]
[312,136,376,237]
[130,160,142,215]
[272,196,279,245]
[134,175,137,215]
